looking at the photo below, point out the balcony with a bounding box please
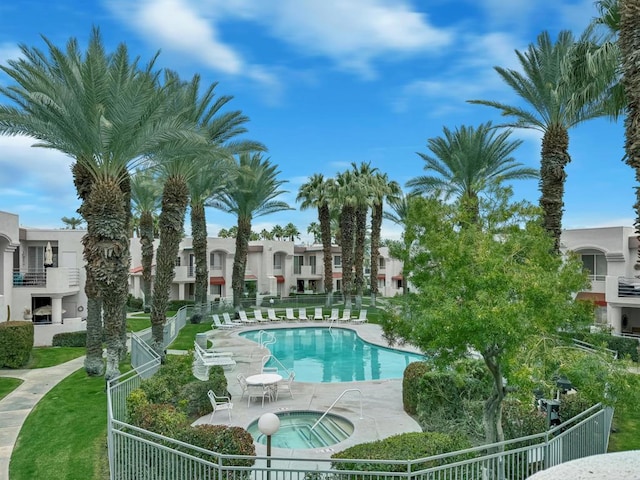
[13,268,80,295]
[173,266,196,282]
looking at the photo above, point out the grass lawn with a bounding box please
[0,377,23,400]
[27,347,85,368]
[126,316,151,332]
[168,322,213,350]
[608,406,640,452]
[9,368,109,480]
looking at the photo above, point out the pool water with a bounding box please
[247,411,354,449]
[240,327,424,382]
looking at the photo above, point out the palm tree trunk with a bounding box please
[191,200,209,306]
[151,176,189,356]
[119,173,132,361]
[84,179,130,381]
[72,161,104,376]
[319,204,334,307]
[370,203,382,307]
[140,211,155,309]
[621,0,640,264]
[232,217,252,309]
[340,205,355,310]
[539,125,570,253]
[353,205,367,309]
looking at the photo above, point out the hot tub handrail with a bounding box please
[310,388,363,431]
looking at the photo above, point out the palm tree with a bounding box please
[469,31,606,251]
[331,170,360,309]
[271,224,285,241]
[407,122,535,224]
[0,29,201,379]
[297,174,336,306]
[370,173,401,306]
[351,162,377,309]
[61,216,84,229]
[283,222,301,242]
[131,171,162,310]
[306,222,321,243]
[208,153,291,308]
[260,228,274,240]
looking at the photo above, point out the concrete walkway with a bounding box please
[0,356,85,480]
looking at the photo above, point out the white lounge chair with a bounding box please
[327,308,340,322]
[253,309,268,322]
[267,308,281,322]
[284,308,297,321]
[352,309,368,323]
[238,310,257,324]
[338,309,352,322]
[208,390,233,422]
[212,314,237,329]
[194,342,233,358]
[313,307,324,321]
[298,308,309,321]
[222,312,243,327]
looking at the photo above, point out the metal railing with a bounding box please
[111,311,614,480]
[311,388,363,431]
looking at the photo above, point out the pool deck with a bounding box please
[192,321,423,465]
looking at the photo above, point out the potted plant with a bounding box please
[23,307,32,321]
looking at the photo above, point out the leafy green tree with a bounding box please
[0,29,200,379]
[381,191,590,445]
[61,216,84,229]
[208,153,291,308]
[407,122,535,223]
[131,171,162,309]
[297,174,335,306]
[469,31,605,252]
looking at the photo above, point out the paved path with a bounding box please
[0,356,85,480]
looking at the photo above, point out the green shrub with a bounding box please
[566,331,639,362]
[0,321,34,368]
[129,403,188,438]
[126,389,150,423]
[127,294,144,311]
[403,361,431,414]
[331,431,473,472]
[502,398,547,441]
[167,300,194,311]
[52,330,87,347]
[559,393,594,423]
[177,425,256,466]
[177,374,230,417]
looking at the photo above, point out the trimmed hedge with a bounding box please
[402,361,431,414]
[167,300,194,311]
[177,425,255,466]
[52,330,87,347]
[331,431,473,472]
[0,321,33,368]
[567,331,639,362]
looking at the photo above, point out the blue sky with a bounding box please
[0,0,633,242]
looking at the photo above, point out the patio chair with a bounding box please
[208,390,233,422]
[327,308,340,322]
[267,308,281,322]
[253,309,269,322]
[212,314,237,329]
[338,309,352,322]
[352,309,368,324]
[298,308,309,321]
[223,312,243,327]
[313,307,324,321]
[247,383,272,408]
[238,310,257,324]
[284,308,297,321]
[276,371,295,400]
[237,373,249,400]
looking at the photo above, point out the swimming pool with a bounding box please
[240,327,424,382]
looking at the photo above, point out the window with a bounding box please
[210,252,223,270]
[210,284,222,296]
[334,255,342,267]
[175,257,181,267]
[379,257,386,269]
[273,253,283,270]
[309,256,317,275]
[28,245,58,270]
[293,256,303,274]
[580,250,607,281]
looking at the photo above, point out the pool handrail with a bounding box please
[258,329,276,349]
[311,388,363,431]
[261,354,292,376]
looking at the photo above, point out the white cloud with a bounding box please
[0,43,21,66]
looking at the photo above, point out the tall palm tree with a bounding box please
[271,224,285,241]
[208,153,291,308]
[283,222,301,242]
[469,31,606,251]
[297,174,336,306]
[331,170,360,309]
[0,29,201,379]
[370,173,401,306]
[351,162,378,309]
[407,122,535,224]
[260,228,274,240]
[131,171,162,310]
